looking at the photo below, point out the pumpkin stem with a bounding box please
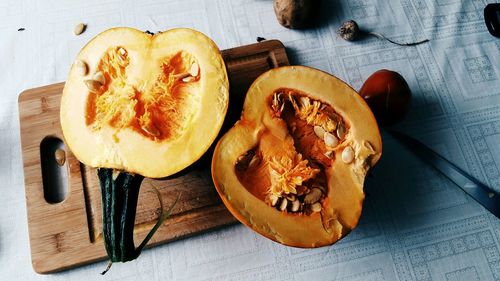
[97,168,144,264]
[97,168,179,273]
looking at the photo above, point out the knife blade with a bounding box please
[388,130,500,218]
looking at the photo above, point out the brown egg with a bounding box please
[359,69,412,126]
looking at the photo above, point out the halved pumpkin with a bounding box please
[60,27,228,268]
[61,27,229,178]
[212,66,381,247]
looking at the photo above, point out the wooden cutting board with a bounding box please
[18,40,289,274]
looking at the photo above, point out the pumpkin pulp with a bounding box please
[235,89,348,214]
[86,47,200,141]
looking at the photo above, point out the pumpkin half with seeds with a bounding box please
[212,66,381,247]
[60,27,228,268]
[61,27,228,178]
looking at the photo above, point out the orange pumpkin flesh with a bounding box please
[212,66,382,247]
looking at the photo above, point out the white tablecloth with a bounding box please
[2,0,500,280]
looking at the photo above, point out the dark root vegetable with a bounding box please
[359,69,412,126]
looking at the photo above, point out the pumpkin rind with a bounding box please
[211,66,381,247]
[61,27,229,178]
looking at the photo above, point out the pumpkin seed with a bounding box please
[92,71,105,85]
[269,194,279,206]
[74,23,86,35]
[84,79,102,92]
[324,132,338,147]
[337,124,345,139]
[141,123,161,137]
[304,188,322,204]
[75,60,88,76]
[237,155,245,163]
[313,184,327,194]
[248,155,260,169]
[182,76,195,83]
[314,126,325,139]
[189,62,199,77]
[54,149,66,166]
[324,150,333,159]
[291,199,300,212]
[342,146,354,163]
[117,47,126,56]
[285,193,296,201]
[173,73,190,80]
[279,198,288,211]
[311,202,322,212]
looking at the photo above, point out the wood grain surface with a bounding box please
[18,40,289,274]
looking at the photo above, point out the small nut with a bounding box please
[189,62,199,77]
[291,200,300,212]
[75,60,88,76]
[74,23,86,35]
[304,188,322,204]
[313,126,325,139]
[342,146,354,163]
[311,202,322,212]
[92,71,105,85]
[54,149,66,166]
[324,132,339,147]
[279,198,288,211]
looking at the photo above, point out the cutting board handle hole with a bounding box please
[40,137,68,204]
